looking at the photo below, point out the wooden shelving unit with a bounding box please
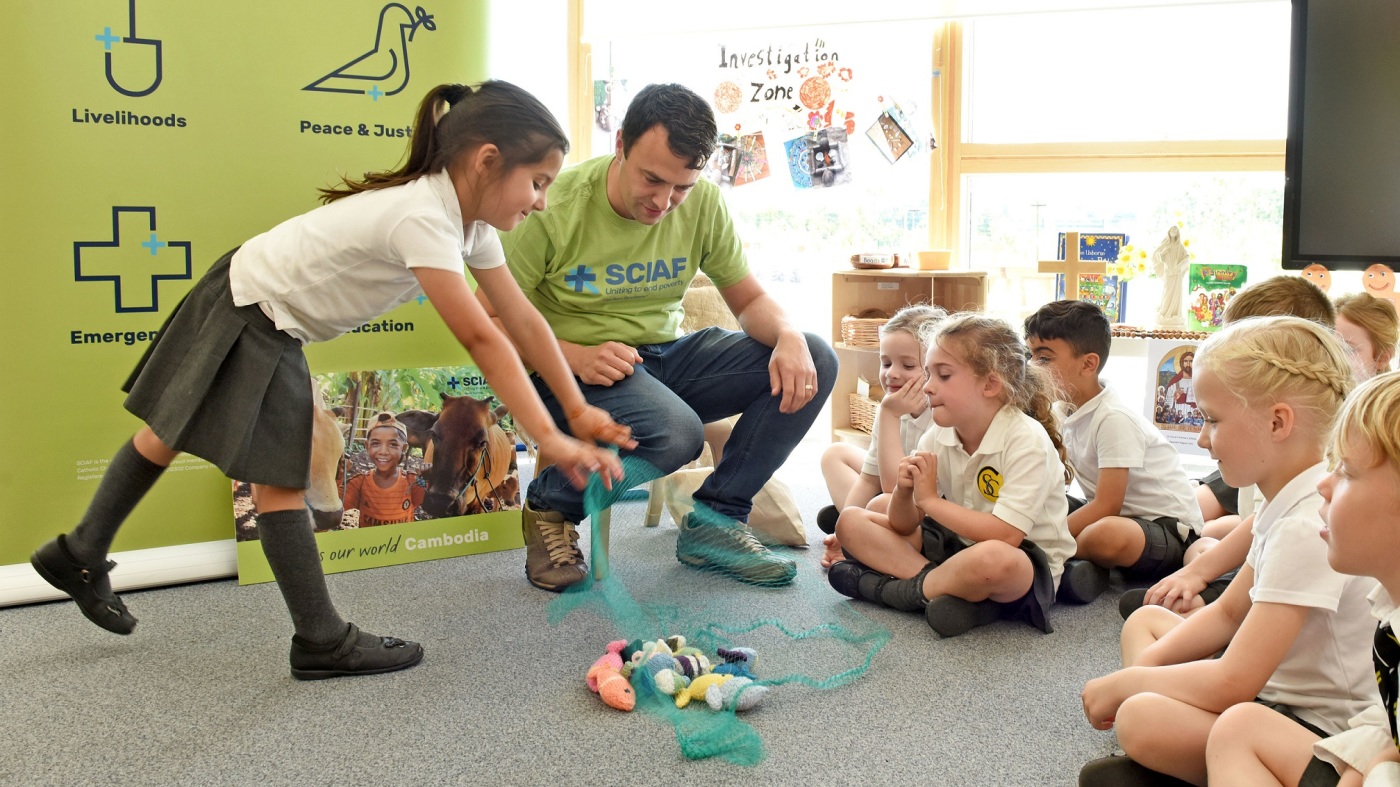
[830,268,987,445]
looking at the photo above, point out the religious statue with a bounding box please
[1152,225,1190,329]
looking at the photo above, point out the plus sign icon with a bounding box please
[74,206,192,313]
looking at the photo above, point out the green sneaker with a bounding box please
[676,512,796,587]
[521,503,587,592]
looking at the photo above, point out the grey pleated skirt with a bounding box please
[123,248,314,489]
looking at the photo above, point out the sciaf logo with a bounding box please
[304,4,436,100]
[95,0,163,97]
[74,207,192,314]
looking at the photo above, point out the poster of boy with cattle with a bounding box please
[232,365,526,584]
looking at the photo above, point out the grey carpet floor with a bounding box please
[0,443,1127,786]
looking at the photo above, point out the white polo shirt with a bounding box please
[1248,462,1380,735]
[916,404,1075,583]
[1057,386,1204,541]
[861,409,933,477]
[230,169,505,344]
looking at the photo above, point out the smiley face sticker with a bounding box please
[977,465,1004,503]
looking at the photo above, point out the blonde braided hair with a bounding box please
[1196,315,1355,448]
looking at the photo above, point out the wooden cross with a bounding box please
[1038,231,1108,301]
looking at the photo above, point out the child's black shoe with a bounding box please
[1057,559,1110,604]
[290,622,424,680]
[30,534,137,635]
[816,504,839,534]
[924,595,1000,638]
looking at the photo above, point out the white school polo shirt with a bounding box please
[230,168,505,344]
[1248,462,1380,735]
[861,409,933,477]
[916,404,1076,583]
[1057,386,1204,540]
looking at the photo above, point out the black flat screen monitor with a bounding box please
[1282,0,1400,271]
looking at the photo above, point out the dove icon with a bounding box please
[304,4,437,99]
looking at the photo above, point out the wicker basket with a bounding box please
[840,314,889,348]
[847,393,878,434]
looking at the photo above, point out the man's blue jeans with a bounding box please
[526,327,838,524]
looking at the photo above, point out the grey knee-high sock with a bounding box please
[67,439,167,564]
[254,508,347,645]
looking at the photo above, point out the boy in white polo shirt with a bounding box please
[1024,300,1204,603]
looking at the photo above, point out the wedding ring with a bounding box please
[804,384,814,390]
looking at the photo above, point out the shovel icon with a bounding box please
[104,0,162,97]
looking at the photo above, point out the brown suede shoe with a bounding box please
[521,503,587,592]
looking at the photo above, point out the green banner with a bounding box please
[236,512,522,584]
[2,1,491,568]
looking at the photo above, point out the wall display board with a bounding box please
[1,1,492,601]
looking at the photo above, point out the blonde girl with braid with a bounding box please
[1080,316,1379,787]
[828,314,1075,639]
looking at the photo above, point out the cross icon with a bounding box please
[367,85,383,101]
[563,265,597,294]
[447,376,460,390]
[95,27,120,50]
[1038,231,1107,302]
[75,206,192,313]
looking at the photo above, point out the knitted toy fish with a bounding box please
[586,639,635,712]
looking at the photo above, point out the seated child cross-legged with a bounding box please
[816,304,946,567]
[1024,300,1204,604]
[1206,370,1400,787]
[828,314,1075,638]
[1078,316,1378,787]
[1124,273,1341,619]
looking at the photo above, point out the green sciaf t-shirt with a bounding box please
[498,155,749,347]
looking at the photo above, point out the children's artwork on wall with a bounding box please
[865,104,915,163]
[706,134,741,186]
[1186,263,1247,332]
[1363,263,1400,310]
[233,364,524,585]
[784,127,850,189]
[1144,341,1207,456]
[1300,262,1331,293]
[1057,233,1128,264]
[594,79,626,133]
[732,132,771,187]
[714,81,743,115]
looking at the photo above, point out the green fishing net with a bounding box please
[549,455,891,765]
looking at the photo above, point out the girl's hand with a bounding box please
[565,404,637,452]
[1081,672,1130,731]
[907,451,939,505]
[535,432,625,490]
[896,455,919,491]
[880,374,929,418]
[1144,569,1207,612]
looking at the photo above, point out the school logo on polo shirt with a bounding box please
[977,466,1003,503]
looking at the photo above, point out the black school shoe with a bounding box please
[924,595,1000,638]
[290,622,424,680]
[1057,559,1111,604]
[30,534,137,635]
[816,505,840,535]
[1078,755,1193,786]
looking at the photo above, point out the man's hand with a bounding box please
[563,342,643,387]
[768,330,818,414]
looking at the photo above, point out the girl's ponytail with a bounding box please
[319,81,566,204]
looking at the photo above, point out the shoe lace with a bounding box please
[538,521,582,566]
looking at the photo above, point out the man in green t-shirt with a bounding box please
[484,83,838,592]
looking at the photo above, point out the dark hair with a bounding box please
[620,83,717,169]
[320,80,568,203]
[1023,300,1112,367]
